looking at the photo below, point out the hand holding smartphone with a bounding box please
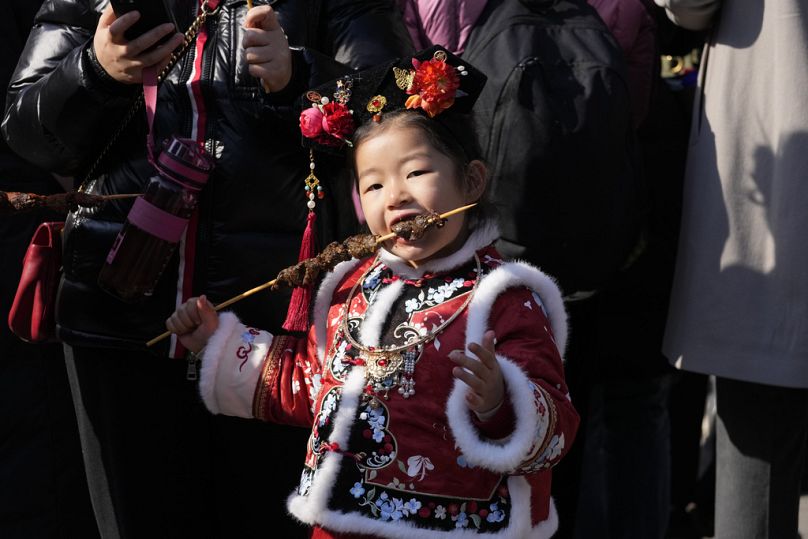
[110,0,178,43]
[92,3,183,84]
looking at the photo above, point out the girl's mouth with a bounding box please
[394,236,415,246]
[390,229,419,246]
[388,212,421,230]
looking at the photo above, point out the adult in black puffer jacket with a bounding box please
[2,1,412,537]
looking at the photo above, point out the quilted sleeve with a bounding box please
[447,287,579,474]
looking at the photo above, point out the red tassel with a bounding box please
[282,211,317,332]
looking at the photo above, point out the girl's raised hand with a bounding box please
[165,295,219,353]
[449,330,505,415]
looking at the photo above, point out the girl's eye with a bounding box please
[365,183,383,192]
[407,170,429,179]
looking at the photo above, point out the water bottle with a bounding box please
[98,136,214,302]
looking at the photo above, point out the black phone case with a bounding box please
[110,0,178,42]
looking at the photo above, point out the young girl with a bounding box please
[166,46,578,538]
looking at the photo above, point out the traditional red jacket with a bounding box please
[198,224,579,538]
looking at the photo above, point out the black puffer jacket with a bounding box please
[3,0,412,354]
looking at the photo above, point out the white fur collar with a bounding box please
[314,259,363,364]
[378,220,499,279]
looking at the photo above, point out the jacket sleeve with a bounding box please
[198,312,321,429]
[2,0,138,174]
[654,0,722,31]
[492,288,579,474]
[447,286,579,475]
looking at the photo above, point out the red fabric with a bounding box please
[471,392,517,440]
[310,526,379,539]
[528,471,552,525]
[488,286,580,466]
[7,221,64,342]
[252,333,320,429]
[283,211,317,332]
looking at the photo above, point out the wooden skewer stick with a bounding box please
[375,203,477,243]
[146,202,477,347]
[0,191,144,216]
[246,0,253,9]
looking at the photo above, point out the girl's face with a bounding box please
[355,125,484,267]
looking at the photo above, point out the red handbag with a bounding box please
[7,221,65,343]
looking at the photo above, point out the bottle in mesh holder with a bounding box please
[98,136,214,303]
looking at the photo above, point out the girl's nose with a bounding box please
[386,180,412,207]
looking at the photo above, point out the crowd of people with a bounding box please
[2,0,806,538]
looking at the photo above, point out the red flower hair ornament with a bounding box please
[299,82,356,148]
[402,52,463,118]
[298,46,481,150]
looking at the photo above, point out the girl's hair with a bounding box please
[351,109,494,222]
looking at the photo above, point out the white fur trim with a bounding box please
[314,259,363,364]
[466,261,567,357]
[289,472,557,538]
[198,311,240,415]
[359,279,405,346]
[288,368,366,522]
[443,261,566,474]
[446,355,545,472]
[198,311,274,419]
[379,220,500,279]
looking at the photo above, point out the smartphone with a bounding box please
[109,0,178,43]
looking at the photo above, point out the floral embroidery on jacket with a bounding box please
[405,455,434,480]
[403,277,468,313]
[354,401,397,470]
[347,478,513,531]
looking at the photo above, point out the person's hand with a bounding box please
[449,330,505,414]
[165,295,219,353]
[243,5,292,92]
[92,5,184,84]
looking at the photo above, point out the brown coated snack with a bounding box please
[343,233,379,258]
[390,210,446,241]
[0,191,107,215]
[272,210,448,289]
[273,236,378,289]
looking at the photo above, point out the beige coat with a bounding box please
[658,0,808,387]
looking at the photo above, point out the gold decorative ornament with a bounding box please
[339,253,482,399]
[393,67,415,92]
